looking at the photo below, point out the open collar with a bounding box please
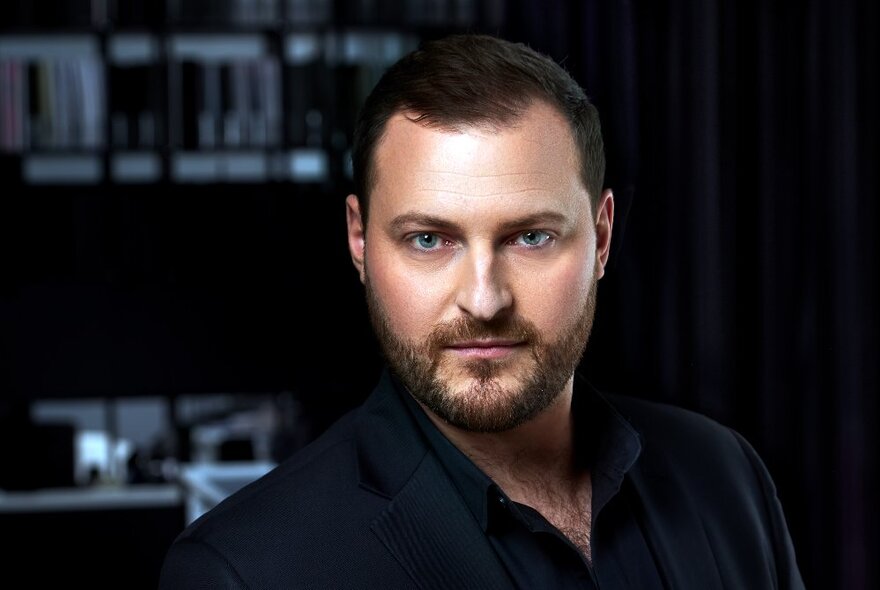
[388,370,644,535]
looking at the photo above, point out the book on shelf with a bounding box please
[109,64,165,149]
[177,58,282,150]
[1,60,28,152]
[1,56,105,152]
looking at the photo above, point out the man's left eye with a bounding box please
[514,231,552,247]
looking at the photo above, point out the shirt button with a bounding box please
[497,496,507,506]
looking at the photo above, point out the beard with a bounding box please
[365,270,598,433]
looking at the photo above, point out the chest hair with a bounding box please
[539,494,593,563]
[515,473,593,563]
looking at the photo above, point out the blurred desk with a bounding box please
[0,483,185,589]
[0,483,181,512]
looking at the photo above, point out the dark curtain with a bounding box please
[504,1,878,588]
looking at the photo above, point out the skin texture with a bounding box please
[346,100,614,559]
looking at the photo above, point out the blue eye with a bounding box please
[515,230,551,247]
[412,233,441,250]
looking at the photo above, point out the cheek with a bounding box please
[366,246,448,338]
[518,256,594,327]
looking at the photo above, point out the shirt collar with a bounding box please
[391,371,643,532]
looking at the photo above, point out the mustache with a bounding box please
[425,315,539,349]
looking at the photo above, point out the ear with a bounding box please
[594,189,614,279]
[346,194,367,284]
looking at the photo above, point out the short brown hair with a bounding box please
[351,34,606,225]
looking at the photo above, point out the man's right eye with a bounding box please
[411,233,442,250]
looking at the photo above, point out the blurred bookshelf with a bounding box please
[0,0,505,186]
[0,0,510,464]
[1,0,508,408]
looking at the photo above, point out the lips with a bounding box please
[447,339,522,349]
[444,339,525,359]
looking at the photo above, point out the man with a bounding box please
[160,35,804,589]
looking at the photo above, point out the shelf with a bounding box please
[321,30,420,65]
[287,148,328,181]
[0,484,181,514]
[0,34,99,58]
[10,149,335,184]
[168,149,329,183]
[108,33,161,65]
[23,154,103,184]
[172,150,273,183]
[284,32,321,63]
[112,151,162,183]
[168,33,271,61]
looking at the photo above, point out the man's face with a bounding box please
[347,102,613,433]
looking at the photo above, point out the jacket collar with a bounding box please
[354,368,514,589]
[353,368,428,499]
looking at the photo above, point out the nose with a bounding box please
[454,245,513,321]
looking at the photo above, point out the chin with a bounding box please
[432,373,549,432]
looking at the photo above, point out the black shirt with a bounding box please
[393,373,666,590]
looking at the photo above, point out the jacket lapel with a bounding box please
[371,453,514,590]
[355,370,512,589]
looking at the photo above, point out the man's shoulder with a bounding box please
[181,407,362,535]
[163,400,398,584]
[601,391,733,442]
[597,390,764,478]
[593,389,785,517]
[174,372,415,541]
[160,380,435,587]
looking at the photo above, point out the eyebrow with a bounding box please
[388,211,572,234]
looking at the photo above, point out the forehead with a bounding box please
[370,102,587,221]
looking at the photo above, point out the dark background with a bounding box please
[2,1,877,588]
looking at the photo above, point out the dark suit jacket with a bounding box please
[159,370,804,589]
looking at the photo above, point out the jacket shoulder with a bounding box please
[161,406,395,587]
[180,406,367,537]
[600,392,746,460]
[597,391,774,510]
[596,392,804,589]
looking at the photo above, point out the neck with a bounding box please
[418,377,580,500]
